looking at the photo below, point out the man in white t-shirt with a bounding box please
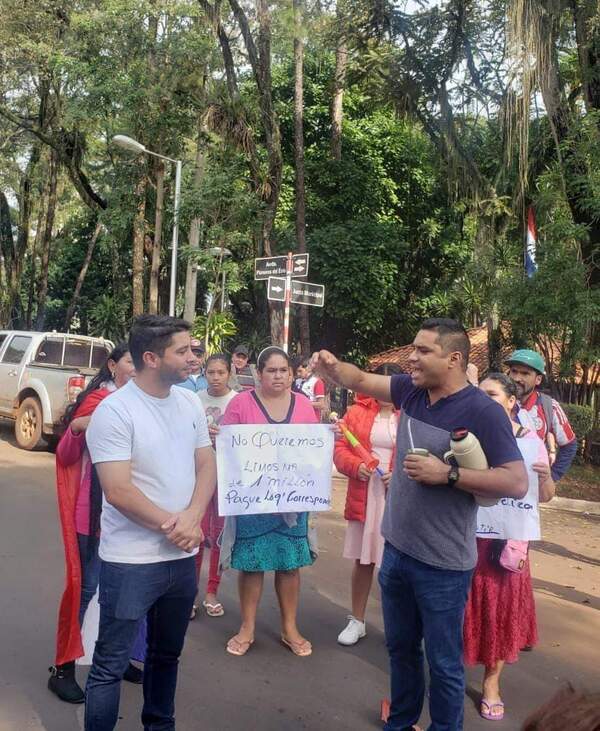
[84,315,216,731]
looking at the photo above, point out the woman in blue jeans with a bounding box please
[49,343,144,703]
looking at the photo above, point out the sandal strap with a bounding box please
[228,637,251,650]
[481,700,504,710]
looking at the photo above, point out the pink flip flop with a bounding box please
[202,600,225,617]
[480,699,505,721]
[226,636,254,656]
[280,636,312,657]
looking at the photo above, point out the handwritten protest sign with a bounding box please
[216,424,334,516]
[476,438,541,540]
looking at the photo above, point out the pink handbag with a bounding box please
[499,540,529,573]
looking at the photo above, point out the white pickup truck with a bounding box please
[0,331,113,450]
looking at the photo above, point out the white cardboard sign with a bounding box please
[216,424,334,516]
[476,438,541,541]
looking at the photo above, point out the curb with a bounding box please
[541,496,600,516]
[331,473,600,515]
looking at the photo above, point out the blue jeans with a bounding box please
[77,533,147,663]
[85,557,197,731]
[77,533,101,626]
[378,543,473,731]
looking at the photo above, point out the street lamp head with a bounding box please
[112,135,146,154]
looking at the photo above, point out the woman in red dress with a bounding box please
[49,343,136,703]
[463,373,555,721]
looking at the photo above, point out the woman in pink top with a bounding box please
[220,346,319,658]
[49,343,137,704]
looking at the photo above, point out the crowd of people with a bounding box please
[46,314,588,731]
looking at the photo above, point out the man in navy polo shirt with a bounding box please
[313,319,527,731]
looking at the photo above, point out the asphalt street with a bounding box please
[0,422,598,731]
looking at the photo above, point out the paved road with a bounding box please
[0,425,598,731]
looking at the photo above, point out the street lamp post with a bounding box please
[168,160,182,318]
[112,135,182,317]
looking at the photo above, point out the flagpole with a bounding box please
[525,206,538,278]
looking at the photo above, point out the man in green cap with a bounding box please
[505,349,577,481]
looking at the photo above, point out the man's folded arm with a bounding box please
[95,460,172,531]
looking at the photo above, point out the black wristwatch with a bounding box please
[447,465,460,488]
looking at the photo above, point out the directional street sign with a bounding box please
[255,253,309,280]
[291,253,309,278]
[290,279,325,307]
[255,256,287,280]
[267,276,286,302]
[261,251,321,352]
[267,277,324,307]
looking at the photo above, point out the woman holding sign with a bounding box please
[220,346,319,657]
[463,373,555,721]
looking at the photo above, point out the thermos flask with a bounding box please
[446,428,498,507]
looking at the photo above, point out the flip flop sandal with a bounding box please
[480,699,505,721]
[226,636,254,656]
[280,636,312,657]
[202,600,225,617]
[189,605,198,621]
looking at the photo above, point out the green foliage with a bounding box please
[179,147,259,264]
[309,220,408,352]
[89,295,129,343]
[239,330,271,360]
[192,312,237,354]
[1,0,597,411]
[563,404,595,453]
[44,213,121,333]
[272,62,472,356]
[498,202,600,374]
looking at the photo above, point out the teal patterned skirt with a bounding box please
[231,512,313,572]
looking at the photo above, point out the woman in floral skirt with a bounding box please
[463,373,555,721]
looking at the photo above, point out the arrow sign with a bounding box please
[267,277,287,302]
[268,276,325,306]
[291,253,309,277]
[255,253,309,280]
[291,280,325,307]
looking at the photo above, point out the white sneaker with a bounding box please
[337,615,366,646]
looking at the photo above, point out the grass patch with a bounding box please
[557,462,600,502]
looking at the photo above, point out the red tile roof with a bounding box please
[369,325,499,375]
[369,326,598,386]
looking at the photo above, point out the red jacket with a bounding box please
[334,395,398,523]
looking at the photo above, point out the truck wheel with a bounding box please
[15,397,44,450]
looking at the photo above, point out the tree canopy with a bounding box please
[1,0,598,405]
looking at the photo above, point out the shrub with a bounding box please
[562,403,594,456]
[192,312,237,354]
